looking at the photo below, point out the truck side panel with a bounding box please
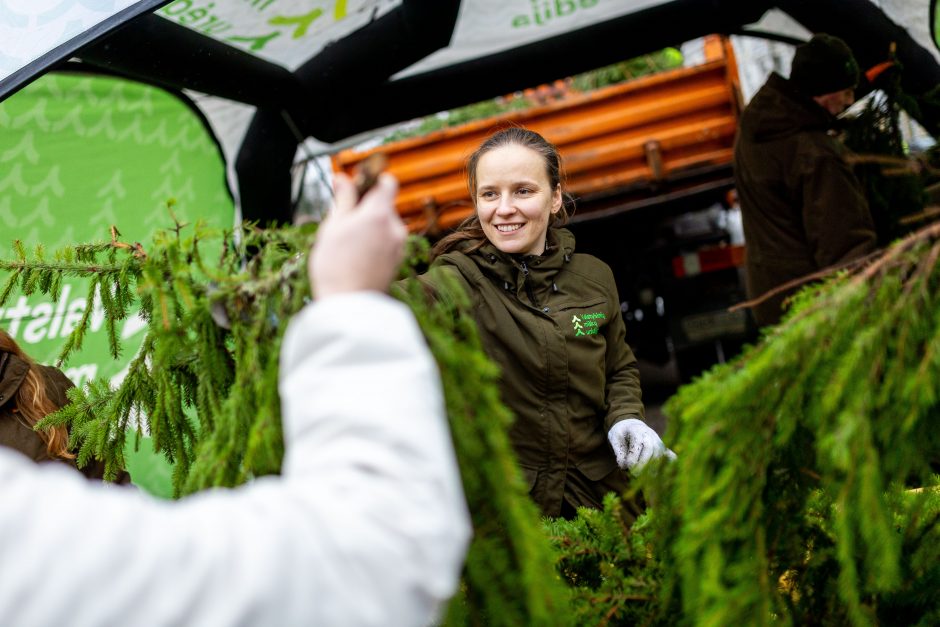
[333,41,740,234]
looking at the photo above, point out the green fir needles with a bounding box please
[4,218,940,625]
[1,222,312,487]
[652,220,940,626]
[544,494,661,625]
[1,222,571,625]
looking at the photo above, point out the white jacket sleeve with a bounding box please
[0,292,470,627]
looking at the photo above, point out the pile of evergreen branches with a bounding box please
[842,58,940,246]
[4,217,940,624]
[649,220,940,625]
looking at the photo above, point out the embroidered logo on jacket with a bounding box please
[571,311,605,336]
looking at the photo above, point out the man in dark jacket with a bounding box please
[734,33,877,327]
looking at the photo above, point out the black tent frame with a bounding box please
[2,0,938,224]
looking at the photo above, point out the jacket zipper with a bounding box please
[520,260,541,309]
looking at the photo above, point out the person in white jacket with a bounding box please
[0,172,471,626]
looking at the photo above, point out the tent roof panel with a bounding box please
[393,0,670,78]
[0,0,166,100]
[155,0,401,71]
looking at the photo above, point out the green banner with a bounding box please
[0,72,234,494]
[0,72,232,374]
[935,0,940,51]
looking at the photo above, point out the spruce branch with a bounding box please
[648,218,940,625]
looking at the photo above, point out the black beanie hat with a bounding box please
[789,34,860,96]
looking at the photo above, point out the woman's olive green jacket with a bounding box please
[414,228,644,517]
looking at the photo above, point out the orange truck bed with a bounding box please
[332,37,742,234]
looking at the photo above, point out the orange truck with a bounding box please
[333,36,754,380]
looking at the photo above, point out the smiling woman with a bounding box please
[408,127,675,519]
[431,127,571,258]
[473,142,563,256]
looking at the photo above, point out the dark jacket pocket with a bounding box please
[575,450,619,481]
[519,466,539,493]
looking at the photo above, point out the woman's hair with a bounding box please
[0,329,73,460]
[431,126,573,259]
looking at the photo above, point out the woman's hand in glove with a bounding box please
[607,418,676,474]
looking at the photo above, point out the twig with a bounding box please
[0,261,118,274]
[109,224,148,259]
[168,206,190,238]
[730,220,940,312]
[728,249,881,312]
[899,206,940,226]
[110,225,130,250]
[799,467,822,482]
[906,486,940,494]
[590,593,652,604]
[859,220,940,281]
[901,240,940,298]
[352,153,388,198]
[845,152,934,177]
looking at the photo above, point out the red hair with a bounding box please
[0,329,74,460]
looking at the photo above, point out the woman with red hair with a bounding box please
[0,328,111,479]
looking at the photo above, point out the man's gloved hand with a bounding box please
[607,418,676,474]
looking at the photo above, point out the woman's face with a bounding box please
[474,143,562,256]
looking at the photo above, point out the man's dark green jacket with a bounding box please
[734,72,876,326]
[415,228,644,517]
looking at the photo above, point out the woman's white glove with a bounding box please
[607,418,677,474]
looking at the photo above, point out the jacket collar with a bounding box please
[463,228,576,288]
[743,72,836,142]
[0,352,30,408]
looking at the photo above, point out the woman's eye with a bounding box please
[480,191,497,200]
[516,188,532,196]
